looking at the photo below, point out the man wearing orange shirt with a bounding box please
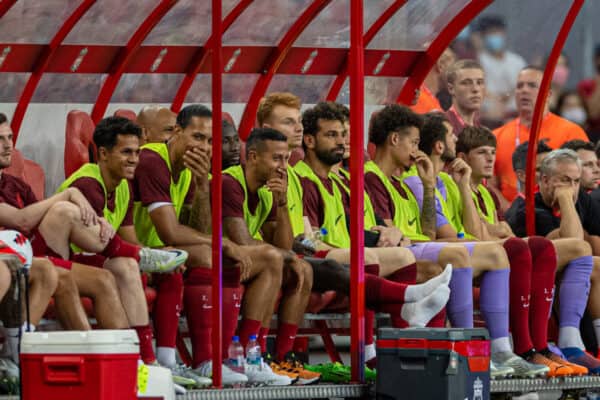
[410,48,455,114]
[492,66,589,206]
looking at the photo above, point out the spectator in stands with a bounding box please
[491,65,589,208]
[554,90,588,127]
[414,116,582,376]
[577,44,600,142]
[133,104,291,386]
[506,148,600,372]
[477,15,526,125]
[222,120,240,170]
[410,48,455,114]
[504,139,553,227]
[549,54,571,112]
[137,106,177,144]
[365,104,542,377]
[57,116,204,389]
[561,140,599,192]
[445,59,485,135]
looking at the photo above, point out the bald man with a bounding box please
[137,106,177,144]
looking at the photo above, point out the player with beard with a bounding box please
[365,104,547,378]
[258,95,452,373]
[408,113,583,376]
[221,120,241,170]
[458,129,599,374]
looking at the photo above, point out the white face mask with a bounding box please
[561,108,587,125]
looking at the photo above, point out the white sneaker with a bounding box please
[0,357,19,378]
[138,248,188,273]
[244,360,292,386]
[167,363,211,388]
[194,361,248,387]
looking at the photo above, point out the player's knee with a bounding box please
[109,258,142,286]
[92,269,119,298]
[443,247,469,269]
[32,258,59,292]
[575,240,593,258]
[485,243,509,270]
[416,261,443,283]
[47,201,79,223]
[364,249,379,266]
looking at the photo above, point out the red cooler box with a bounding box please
[20,330,139,400]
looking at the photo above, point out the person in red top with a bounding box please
[445,59,484,135]
[410,48,455,114]
[137,105,177,145]
[492,65,589,207]
[134,104,289,386]
[577,44,600,142]
[0,113,134,371]
[64,116,201,387]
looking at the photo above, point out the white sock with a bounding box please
[402,285,450,327]
[156,346,176,367]
[593,319,600,348]
[491,337,512,355]
[558,326,585,350]
[404,264,452,302]
[365,344,376,361]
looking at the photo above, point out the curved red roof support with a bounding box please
[10,0,96,142]
[170,0,253,113]
[326,0,408,102]
[348,0,365,384]
[0,0,17,19]
[90,0,177,124]
[237,0,332,140]
[525,0,584,236]
[396,0,492,105]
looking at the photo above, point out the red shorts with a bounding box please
[71,253,107,268]
[30,229,73,270]
[313,250,330,259]
[47,256,73,270]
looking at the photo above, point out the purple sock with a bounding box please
[479,269,510,339]
[559,256,593,328]
[447,267,473,328]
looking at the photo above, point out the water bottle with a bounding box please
[227,336,245,373]
[313,227,328,242]
[245,334,261,366]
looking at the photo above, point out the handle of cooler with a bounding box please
[42,356,85,384]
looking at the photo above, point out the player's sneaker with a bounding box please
[304,362,349,383]
[277,354,320,385]
[541,350,587,376]
[168,363,211,388]
[492,352,549,378]
[194,361,248,386]
[244,359,292,386]
[0,230,32,270]
[490,360,514,379]
[561,347,600,374]
[138,247,188,273]
[528,352,572,377]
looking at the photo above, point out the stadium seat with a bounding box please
[114,108,137,121]
[4,148,45,200]
[64,110,95,177]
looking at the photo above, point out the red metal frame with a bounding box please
[89,0,177,123]
[10,0,96,142]
[237,0,332,140]
[211,0,224,388]
[396,0,492,105]
[325,0,408,102]
[349,0,365,384]
[0,0,17,19]
[525,0,584,236]
[170,0,252,113]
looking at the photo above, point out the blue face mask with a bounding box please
[484,33,506,53]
